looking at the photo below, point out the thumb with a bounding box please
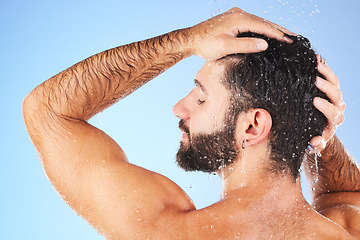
[309,136,326,153]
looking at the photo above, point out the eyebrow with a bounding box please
[194,79,208,94]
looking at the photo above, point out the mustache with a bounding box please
[179,119,190,135]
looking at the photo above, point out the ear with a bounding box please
[236,109,272,148]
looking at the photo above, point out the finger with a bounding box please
[244,19,294,43]
[246,12,296,36]
[316,77,344,107]
[309,136,326,152]
[222,36,269,54]
[314,97,344,126]
[317,58,340,89]
[317,54,326,64]
[322,121,340,144]
[338,99,346,113]
[226,9,294,43]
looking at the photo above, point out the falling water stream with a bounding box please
[221,160,226,199]
[314,151,321,183]
[310,151,321,191]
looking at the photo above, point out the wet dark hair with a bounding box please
[218,33,328,179]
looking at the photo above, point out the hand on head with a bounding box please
[189,8,343,152]
[189,7,295,60]
[309,55,346,152]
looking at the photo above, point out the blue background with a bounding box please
[1,0,359,239]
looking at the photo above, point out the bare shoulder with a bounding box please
[314,192,360,239]
[22,97,197,238]
[320,204,360,238]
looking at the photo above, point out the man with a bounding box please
[23,8,359,239]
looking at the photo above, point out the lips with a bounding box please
[181,132,189,140]
[179,119,190,140]
[179,119,190,135]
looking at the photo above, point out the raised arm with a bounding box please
[304,136,360,237]
[22,8,292,239]
[304,56,360,237]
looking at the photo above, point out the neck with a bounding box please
[217,144,305,205]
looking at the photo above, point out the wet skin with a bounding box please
[22,8,359,239]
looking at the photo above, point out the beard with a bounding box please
[176,113,239,173]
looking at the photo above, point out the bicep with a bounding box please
[27,113,195,238]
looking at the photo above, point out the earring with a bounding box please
[242,139,249,149]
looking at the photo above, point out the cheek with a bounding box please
[191,100,228,135]
[190,113,215,135]
[207,98,228,127]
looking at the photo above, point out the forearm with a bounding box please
[24,8,293,122]
[304,135,360,200]
[27,28,192,121]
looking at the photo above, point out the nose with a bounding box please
[173,97,190,121]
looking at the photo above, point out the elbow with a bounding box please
[22,91,43,133]
[22,93,34,123]
[22,93,34,129]
[22,92,36,119]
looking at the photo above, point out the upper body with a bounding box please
[22,8,360,239]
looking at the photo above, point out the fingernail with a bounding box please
[314,97,322,106]
[312,138,321,147]
[316,77,325,88]
[283,36,293,43]
[256,39,268,50]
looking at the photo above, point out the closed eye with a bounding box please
[197,99,205,105]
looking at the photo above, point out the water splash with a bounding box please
[313,151,321,184]
[221,160,225,199]
[308,144,321,184]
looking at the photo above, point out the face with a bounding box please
[173,61,240,172]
